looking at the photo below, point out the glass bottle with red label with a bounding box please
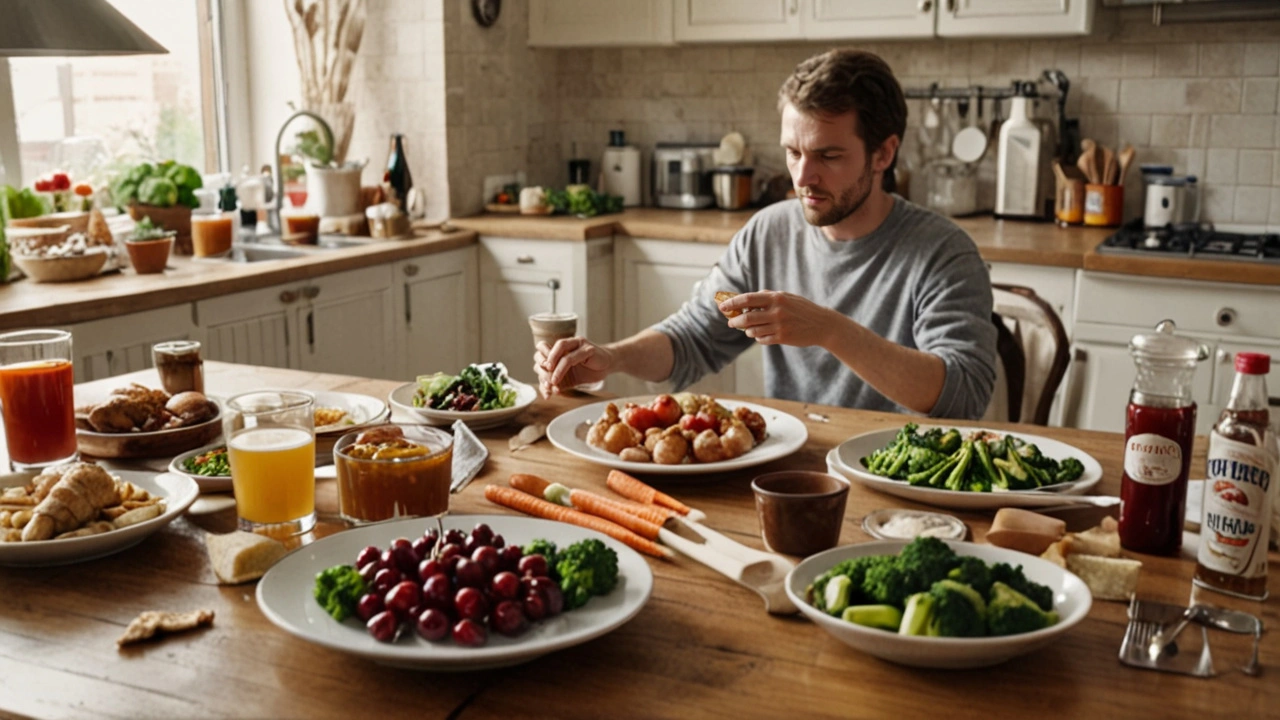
[1119,321,1207,555]
[1194,352,1273,600]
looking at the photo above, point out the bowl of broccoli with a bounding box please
[785,537,1091,669]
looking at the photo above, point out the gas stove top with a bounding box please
[1097,220,1280,264]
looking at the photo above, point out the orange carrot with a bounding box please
[570,489,671,527]
[484,485,667,558]
[509,473,550,497]
[567,490,663,540]
[606,470,692,515]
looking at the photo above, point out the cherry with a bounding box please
[358,561,381,584]
[541,583,565,616]
[490,571,520,600]
[454,587,488,622]
[491,600,527,637]
[452,618,487,647]
[421,573,453,611]
[436,542,464,563]
[371,567,402,595]
[384,580,421,620]
[411,535,433,562]
[366,611,399,643]
[390,543,420,579]
[490,533,505,550]
[444,528,467,547]
[418,558,443,580]
[518,554,549,578]
[498,545,523,571]
[454,558,485,589]
[471,523,494,546]
[355,545,381,569]
[355,592,384,622]
[415,608,450,641]
[522,591,548,621]
[471,545,500,576]
[442,554,464,576]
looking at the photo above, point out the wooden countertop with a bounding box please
[0,228,477,330]
[1,362,1272,719]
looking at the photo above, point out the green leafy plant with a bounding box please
[111,160,203,209]
[129,217,173,242]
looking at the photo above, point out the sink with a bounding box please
[225,245,310,263]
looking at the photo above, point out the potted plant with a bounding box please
[124,217,175,275]
[111,160,202,255]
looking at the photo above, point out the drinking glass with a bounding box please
[529,312,604,392]
[224,390,316,536]
[0,330,78,471]
[152,340,204,395]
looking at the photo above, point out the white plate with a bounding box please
[827,426,1104,511]
[0,470,198,567]
[256,515,653,671]
[388,380,537,431]
[546,397,808,476]
[168,443,232,493]
[311,391,390,435]
[785,539,1091,669]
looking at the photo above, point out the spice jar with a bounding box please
[1118,321,1207,555]
[152,340,204,395]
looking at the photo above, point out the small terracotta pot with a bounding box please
[125,234,174,274]
[129,203,193,255]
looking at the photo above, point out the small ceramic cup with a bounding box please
[751,471,850,557]
[125,233,174,274]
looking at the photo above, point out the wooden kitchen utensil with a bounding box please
[1077,144,1098,185]
[658,517,798,615]
[1102,146,1117,185]
[1118,144,1136,185]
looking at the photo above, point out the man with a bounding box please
[536,49,996,419]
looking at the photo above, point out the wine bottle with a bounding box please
[385,134,413,209]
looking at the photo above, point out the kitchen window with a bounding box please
[0,0,224,189]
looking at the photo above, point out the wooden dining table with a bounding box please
[0,361,1273,720]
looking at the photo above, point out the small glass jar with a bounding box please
[152,340,204,395]
[333,424,454,525]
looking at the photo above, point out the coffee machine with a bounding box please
[652,143,717,209]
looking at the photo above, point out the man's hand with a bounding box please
[534,337,615,397]
[718,290,838,348]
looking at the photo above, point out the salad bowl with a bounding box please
[389,363,537,430]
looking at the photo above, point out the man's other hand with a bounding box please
[534,337,615,397]
[720,290,838,348]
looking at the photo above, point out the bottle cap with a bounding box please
[218,185,238,212]
[609,130,626,147]
[1234,352,1270,375]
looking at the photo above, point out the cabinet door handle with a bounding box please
[404,284,412,325]
[1215,307,1236,327]
[1073,348,1087,363]
[404,263,419,277]
[918,0,932,11]
[516,255,535,264]
[306,311,315,353]
[105,349,115,375]
[279,290,297,304]
[946,0,956,12]
[1217,349,1233,364]
[302,286,320,300]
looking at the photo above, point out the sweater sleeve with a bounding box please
[652,232,756,391]
[912,240,997,420]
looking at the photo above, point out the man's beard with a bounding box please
[799,162,875,227]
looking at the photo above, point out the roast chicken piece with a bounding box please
[86,384,170,432]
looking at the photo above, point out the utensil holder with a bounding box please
[1084,184,1123,227]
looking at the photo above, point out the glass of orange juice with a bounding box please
[224,390,316,536]
[0,330,77,471]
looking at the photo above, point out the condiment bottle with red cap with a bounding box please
[1194,351,1274,600]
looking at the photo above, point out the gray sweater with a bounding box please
[653,196,997,420]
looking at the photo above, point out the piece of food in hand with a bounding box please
[1063,554,1142,601]
[117,609,214,647]
[206,530,288,584]
[714,290,742,318]
[985,508,1066,556]
[165,391,215,425]
[21,463,119,541]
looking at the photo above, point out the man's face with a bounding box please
[780,103,878,227]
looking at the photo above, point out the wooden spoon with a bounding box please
[1077,145,1098,184]
[1101,146,1116,185]
[1118,144,1136,185]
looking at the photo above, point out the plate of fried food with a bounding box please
[546,393,808,475]
[0,463,198,566]
[311,391,390,435]
[75,383,222,459]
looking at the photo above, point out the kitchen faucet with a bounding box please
[268,110,334,234]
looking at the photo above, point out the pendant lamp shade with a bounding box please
[0,0,168,56]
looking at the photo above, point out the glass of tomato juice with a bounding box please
[0,330,78,471]
[223,390,316,537]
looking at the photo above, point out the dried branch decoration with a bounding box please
[285,0,366,162]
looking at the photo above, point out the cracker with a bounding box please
[113,503,165,529]
[117,609,215,647]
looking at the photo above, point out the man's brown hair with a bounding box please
[778,49,908,191]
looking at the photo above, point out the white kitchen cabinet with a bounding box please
[803,0,935,40]
[1061,272,1280,434]
[62,305,200,383]
[936,0,1093,37]
[478,237,613,385]
[297,265,397,380]
[530,0,674,46]
[986,262,1076,336]
[611,238,763,397]
[394,247,480,380]
[198,282,300,370]
[674,0,800,42]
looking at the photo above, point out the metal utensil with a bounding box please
[1149,605,1201,660]
[1122,597,1216,677]
[1196,606,1263,676]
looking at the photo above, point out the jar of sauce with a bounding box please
[152,340,204,395]
[1118,321,1207,555]
[333,424,453,524]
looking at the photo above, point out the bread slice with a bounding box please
[986,508,1066,556]
[206,531,288,584]
[1065,554,1142,601]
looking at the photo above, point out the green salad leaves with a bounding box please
[413,363,517,412]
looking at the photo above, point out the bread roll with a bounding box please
[986,508,1066,555]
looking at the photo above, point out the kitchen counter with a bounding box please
[454,207,1280,284]
[0,228,477,330]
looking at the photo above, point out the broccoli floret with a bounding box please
[809,556,887,612]
[935,428,962,455]
[990,563,1055,612]
[927,579,988,637]
[898,536,960,586]
[841,604,903,632]
[1055,457,1085,484]
[862,562,914,607]
[313,565,367,622]
[523,539,559,567]
[943,440,976,492]
[906,445,948,475]
[948,556,995,598]
[987,581,1059,636]
[898,592,935,636]
[554,538,619,610]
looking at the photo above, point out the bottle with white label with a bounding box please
[1194,352,1273,600]
[1118,321,1207,555]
